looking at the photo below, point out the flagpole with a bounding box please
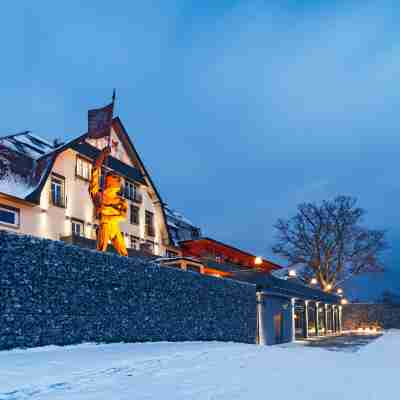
[104,89,116,173]
[108,89,116,149]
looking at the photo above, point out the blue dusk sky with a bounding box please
[1,1,399,299]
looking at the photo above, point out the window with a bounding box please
[71,219,84,237]
[130,235,140,250]
[124,180,142,203]
[130,205,139,225]
[76,157,92,180]
[0,204,19,227]
[191,228,200,239]
[169,227,179,243]
[140,240,154,254]
[92,224,99,239]
[145,211,155,237]
[124,181,135,201]
[50,174,65,207]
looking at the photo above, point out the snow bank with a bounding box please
[0,331,398,400]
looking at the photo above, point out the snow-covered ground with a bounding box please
[0,331,398,400]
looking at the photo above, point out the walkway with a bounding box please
[303,332,382,352]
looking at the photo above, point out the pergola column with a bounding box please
[303,300,309,339]
[256,292,264,345]
[291,298,296,342]
[338,305,343,333]
[315,302,320,336]
[332,305,337,333]
[324,304,329,335]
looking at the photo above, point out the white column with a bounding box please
[324,304,329,334]
[338,305,343,333]
[256,292,265,345]
[291,298,296,342]
[303,300,309,339]
[315,302,320,336]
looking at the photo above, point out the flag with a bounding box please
[87,102,114,139]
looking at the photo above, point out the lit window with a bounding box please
[76,157,92,180]
[71,219,84,237]
[50,174,65,207]
[0,204,19,227]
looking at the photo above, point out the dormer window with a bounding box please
[76,156,92,180]
[50,174,66,208]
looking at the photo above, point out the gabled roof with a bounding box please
[71,142,146,185]
[112,117,172,246]
[180,237,282,272]
[0,118,160,207]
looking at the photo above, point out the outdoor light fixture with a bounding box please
[310,278,318,285]
[341,298,348,305]
[288,269,297,277]
[337,288,343,294]
[254,256,262,265]
[325,284,332,291]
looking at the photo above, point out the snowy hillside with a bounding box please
[0,332,398,400]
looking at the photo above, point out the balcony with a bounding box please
[60,235,156,260]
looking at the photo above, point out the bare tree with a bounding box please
[272,196,387,291]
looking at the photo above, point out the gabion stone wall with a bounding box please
[0,230,257,350]
[342,303,400,330]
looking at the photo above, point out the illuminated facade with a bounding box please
[0,118,177,256]
[166,237,342,345]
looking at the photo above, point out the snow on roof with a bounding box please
[26,132,54,147]
[167,221,179,229]
[164,206,195,226]
[0,171,36,199]
[0,131,56,160]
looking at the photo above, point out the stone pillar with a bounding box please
[303,300,309,339]
[324,304,329,335]
[291,298,296,342]
[315,302,320,336]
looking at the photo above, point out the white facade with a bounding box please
[0,124,173,256]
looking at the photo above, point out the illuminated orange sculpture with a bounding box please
[89,146,128,256]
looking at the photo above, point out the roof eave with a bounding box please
[0,192,36,207]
